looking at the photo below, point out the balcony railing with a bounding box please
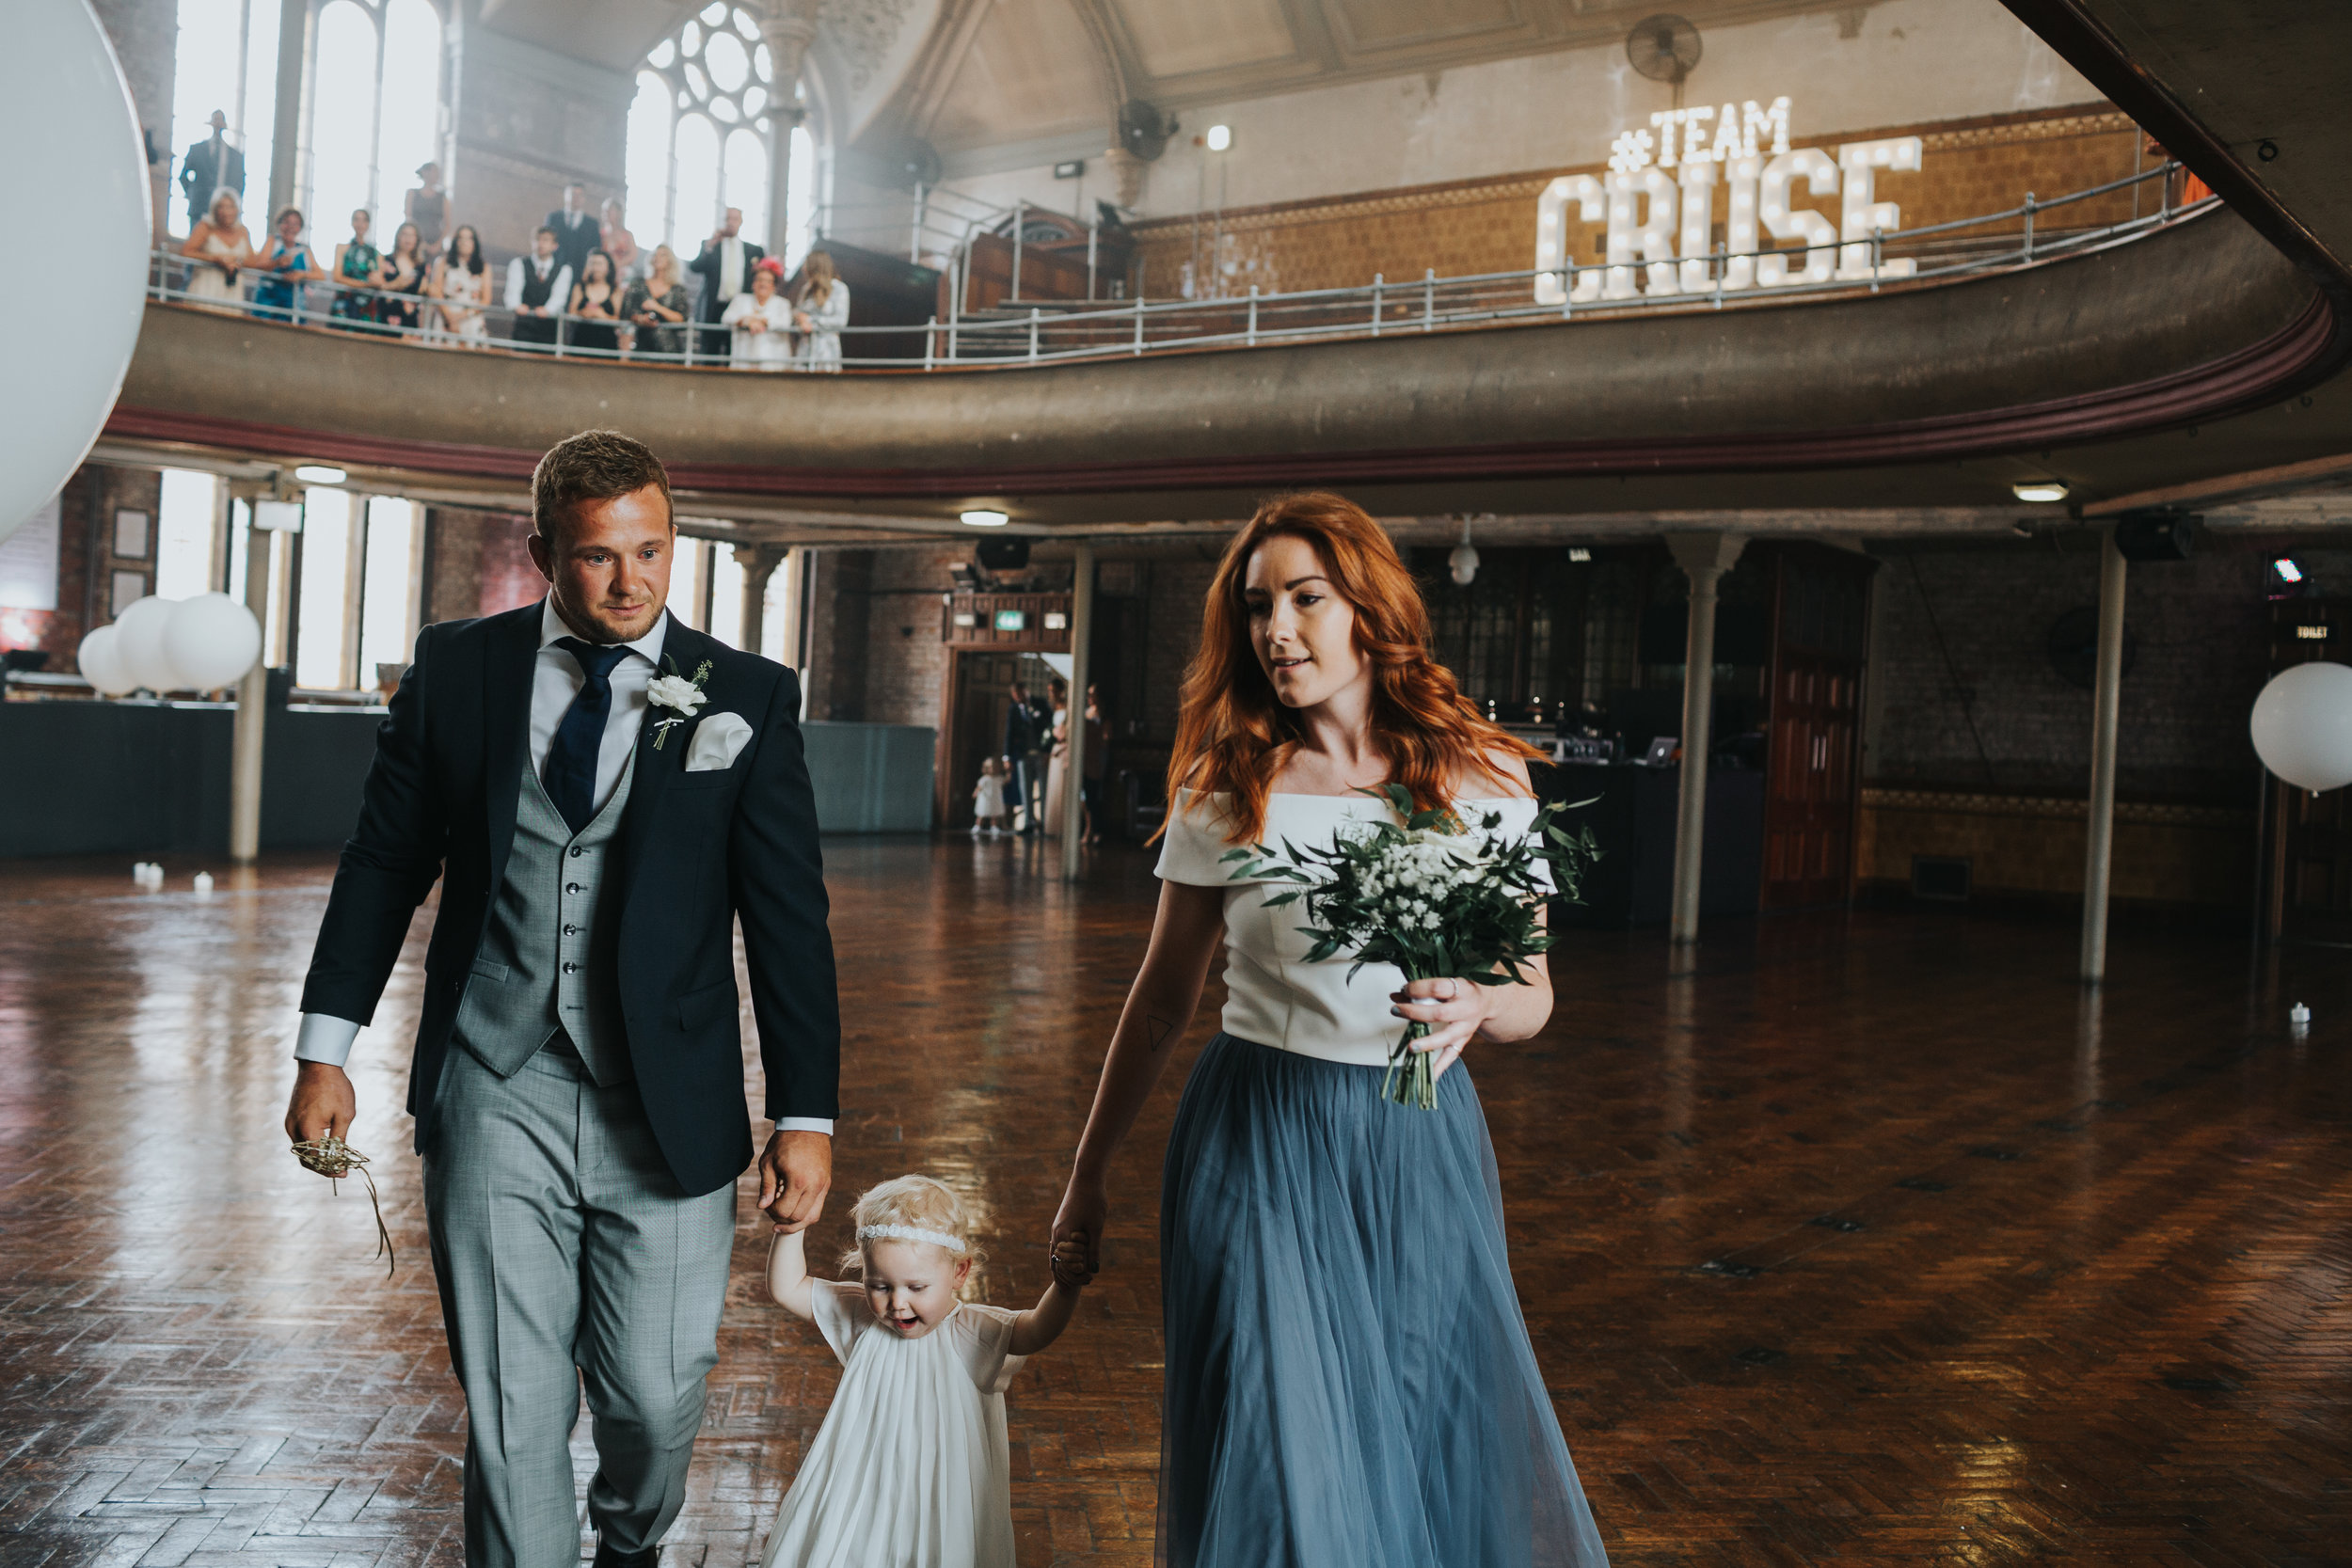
[146,163,2215,373]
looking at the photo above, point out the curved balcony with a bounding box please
[106,205,2339,526]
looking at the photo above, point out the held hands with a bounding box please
[1389,977,1502,1082]
[1050,1176,1107,1280]
[759,1128,833,1232]
[1048,1238,1096,1292]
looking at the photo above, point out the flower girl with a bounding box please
[760,1175,1089,1568]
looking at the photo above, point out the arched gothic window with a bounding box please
[167,0,285,234]
[306,0,446,242]
[627,2,818,266]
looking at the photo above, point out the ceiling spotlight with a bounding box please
[2011,479,2069,503]
[1567,546,1592,562]
[960,509,1009,528]
[294,465,347,485]
[1205,124,1232,152]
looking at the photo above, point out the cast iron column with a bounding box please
[1061,541,1095,880]
[1665,532,1745,944]
[2081,526,2128,982]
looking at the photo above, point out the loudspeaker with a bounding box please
[2115,509,2198,561]
[977,537,1031,571]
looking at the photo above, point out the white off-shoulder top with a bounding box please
[1154,788,1548,1069]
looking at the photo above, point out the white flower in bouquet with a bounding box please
[1226,784,1598,1109]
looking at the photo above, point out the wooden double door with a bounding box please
[942,651,1062,830]
[1759,546,1874,910]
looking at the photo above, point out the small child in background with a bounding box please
[971,755,1009,837]
[760,1175,1091,1568]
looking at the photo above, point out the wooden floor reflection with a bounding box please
[3,840,2348,1566]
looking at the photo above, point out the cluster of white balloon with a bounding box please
[76,594,264,696]
[2250,663,2352,794]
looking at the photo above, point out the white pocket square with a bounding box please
[685,711,755,772]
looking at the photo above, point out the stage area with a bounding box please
[2,841,2346,1565]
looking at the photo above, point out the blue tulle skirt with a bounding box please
[1159,1034,1609,1568]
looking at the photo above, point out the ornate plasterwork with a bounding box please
[820,0,916,89]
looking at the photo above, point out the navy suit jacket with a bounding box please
[298,605,842,1197]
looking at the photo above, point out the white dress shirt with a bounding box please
[718,237,745,300]
[504,255,573,311]
[295,598,830,1135]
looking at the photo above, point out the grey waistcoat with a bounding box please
[451,751,637,1085]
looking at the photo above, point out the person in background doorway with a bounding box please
[379,221,429,337]
[690,207,765,359]
[328,209,384,330]
[568,249,622,356]
[1002,681,1049,836]
[251,207,325,323]
[405,161,446,250]
[505,226,571,352]
[723,259,795,371]
[972,756,1010,837]
[179,188,252,312]
[178,111,244,233]
[430,223,489,345]
[793,249,850,372]
[546,182,599,279]
[1081,683,1110,846]
[600,198,641,281]
[622,244,691,358]
[1043,678,1072,837]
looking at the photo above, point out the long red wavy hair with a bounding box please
[1165,491,1539,845]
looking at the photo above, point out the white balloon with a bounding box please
[163,593,264,689]
[76,624,138,696]
[2249,661,2352,793]
[113,594,183,692]
[0,0,151,546]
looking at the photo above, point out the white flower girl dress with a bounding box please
[758,1281,1027,1568]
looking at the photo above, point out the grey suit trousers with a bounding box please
[423,1042,737,1568]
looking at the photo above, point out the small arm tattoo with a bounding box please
[1145,1013,1180,1053]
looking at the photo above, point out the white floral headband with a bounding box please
[858,1223,967,1254]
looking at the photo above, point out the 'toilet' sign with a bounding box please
[1535,98,1923,302]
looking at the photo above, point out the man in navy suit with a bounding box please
[284,430,839,1567]
[547,183,602,280]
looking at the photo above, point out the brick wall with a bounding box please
[1131,105,2145,298]
[90,0,176,241]
[5,464,152,673]
[424,507,539,624]
[1867,539,2273,805]
[858,546,966,729]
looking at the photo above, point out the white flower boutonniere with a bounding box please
[648,657,712,750]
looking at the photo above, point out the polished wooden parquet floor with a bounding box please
[2,840,2348,1567]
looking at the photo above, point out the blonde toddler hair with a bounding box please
[839,1174,987,1283]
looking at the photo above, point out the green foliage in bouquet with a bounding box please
[1223,784,1599,1108]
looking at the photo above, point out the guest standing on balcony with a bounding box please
[546,183,599,280]
[568,250,622,356]
[793,250,850,372]
[623,245,691,358]
[379,222,429,338]
[405,162,446,250]
[251,208,325,323]
[431,224,489,345]
[328,210,383,331]
[505,226,572,352]
[690,207,765,359]
[600,198,641,281]
[179,188,252,312]
[723,259,795,372]
[177,111,244,233]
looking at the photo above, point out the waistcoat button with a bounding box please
[569,846,584,858]
[563,962,580,974]
[566,883,582,894]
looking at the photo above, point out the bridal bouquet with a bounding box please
[1224,784,1598,1109]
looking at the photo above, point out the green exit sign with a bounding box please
[993,610,1027,631]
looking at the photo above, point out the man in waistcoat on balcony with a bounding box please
[282,430,839,1568]
[689,207,765,360]
[505,226,572,352]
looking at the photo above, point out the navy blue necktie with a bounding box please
[544,638,630,834]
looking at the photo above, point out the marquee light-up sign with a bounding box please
[1535,98,1922,303]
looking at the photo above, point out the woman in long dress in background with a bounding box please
[430,225,489,345]
[794,249,851,371]
[1041,679,1070,836]
[1052,492,1610,1568]
[179,190,252,312]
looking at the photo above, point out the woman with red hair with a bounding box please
[722,257,795,371]
[1052,493,1608,1566]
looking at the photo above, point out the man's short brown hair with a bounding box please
[532,430,673,546]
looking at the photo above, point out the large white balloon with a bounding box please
[163,593,264,689]
[0,0,151,546]
[2249,661,2352,793]
[76,625,138,696]
[113,594,183,692]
